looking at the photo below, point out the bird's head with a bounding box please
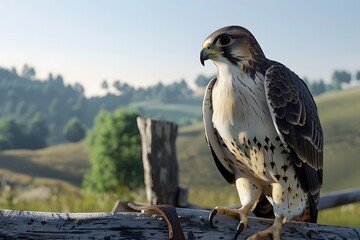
[200,26,265,67]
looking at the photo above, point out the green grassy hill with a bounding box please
[317,88,360,191]
[0,142,89,190]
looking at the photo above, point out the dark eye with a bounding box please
[219,35,231,46]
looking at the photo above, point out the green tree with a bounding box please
[178,79,193,99]
[113,80,122,94]
[101,80,109,93]
[0,135,13,150]
[311,80,326,96]
[195,74,212,87]
[356,71,360,81]
[332,70,351,90]
[63,117,86,142]
[73,83,85,94]
[84,109,143,193]
[27,113,49,149]
[0,117,27,150]
[151,82,165,100]
[302,77,310,87]
[22,64,36,79]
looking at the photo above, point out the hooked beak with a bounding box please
[200,46,224,66]
[200,48,211,66]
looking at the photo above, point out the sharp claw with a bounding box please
[209,208,218,227]
[234,222,245,239]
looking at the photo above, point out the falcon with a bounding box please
[200,26,323,240]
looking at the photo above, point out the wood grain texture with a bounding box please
[0,208,359,239]
[137,117,180,206]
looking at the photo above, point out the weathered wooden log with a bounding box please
[137,117,186,206]
[0,208,359,239]
[319,188,360,210]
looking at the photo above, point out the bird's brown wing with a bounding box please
[203,77,235,184]
[264,64,323,222]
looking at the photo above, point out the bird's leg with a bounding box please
[247,216,284,240]
[209,205,251,239]
[209,177,262,239]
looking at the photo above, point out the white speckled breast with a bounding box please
[211,63,308,219]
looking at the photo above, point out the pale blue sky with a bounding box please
[1,0,359,96]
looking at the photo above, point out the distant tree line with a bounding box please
[101,78,193,103]
[0,65,88,147]
[0,65,359,150]
[0,114,48,150]
[0,65,194,149]
[303,70,360,96]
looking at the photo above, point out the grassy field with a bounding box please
[0,184,359,227]
[0,142,89,187]
[0,88,359,227]
[317,88,360,191]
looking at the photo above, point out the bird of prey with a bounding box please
[200,26,323,240]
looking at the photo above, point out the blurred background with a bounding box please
[0,0,359,227]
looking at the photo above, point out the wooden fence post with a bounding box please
[137,117,186,206]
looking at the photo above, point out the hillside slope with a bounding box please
[317,88,360,191]
[0,142,89,188]
[0,88,359,194]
